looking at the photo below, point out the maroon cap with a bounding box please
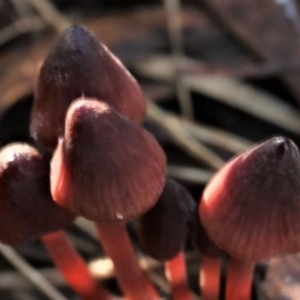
[30,25,145,149]
[193,215,225,258]
[0,144,75,246]
[51,98,166,222]
[138,179,196,261]
[200,137,300,261]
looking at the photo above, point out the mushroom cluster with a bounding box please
[32,25,168,300]
[2,24,300,300]
[0,25,167,300]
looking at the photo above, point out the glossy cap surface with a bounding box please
[200,137,300,261]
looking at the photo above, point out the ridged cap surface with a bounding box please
[200,137,300,261]
[51,99,166,222]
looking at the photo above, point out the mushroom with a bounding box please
[138,178,194,300]
[193,214,225,300]
[50,98,167,300]
[0,143,111,300]
[200,137,300,300]
[30,25,145,150]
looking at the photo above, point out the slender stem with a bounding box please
[41,230,112,300]
[165,252,192,300]
[226,257,254,300]
[97,222,159,300]
[200,256,221,300]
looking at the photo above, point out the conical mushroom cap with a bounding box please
[193,215,225,258]
[30,25,145,149]
[51,98,166,222]
[138,179,196,261]
[200,137,300,261]
[0,144,75,246]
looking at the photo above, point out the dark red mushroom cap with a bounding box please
[0,143,75,246]
[193,215,225,258]
[138,179,195,261]
[200,137,300,261]
[51,98,166,222]
[30,25,145,149]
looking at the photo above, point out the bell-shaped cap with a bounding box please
[0,143,75,246]
[200,137,300,261]
[51,98,166,222]
[138,179,196,261]
[30,25,145,149]
[193,215,225,258]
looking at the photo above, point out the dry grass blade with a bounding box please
[167,165,213,184]
[0,243,68,300]
[11,0,33,18]
[146,99,224,169]
[0,17,46,47]
[74,217,98,240]
[138,255,199,300]
[176,82,195,120]
[0,257,161,290]
[163,0,183,57]
[196,0,268,62]
[135,55,300,135]
[133,55,204,82]
[0,255,199,299]
[138,59,253,154]
[182,120,253,153]
[163,0,194,119]
[27,0,71,33]
[67,232,98,253]
[182,75,300,135]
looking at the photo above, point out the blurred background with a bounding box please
[1,0,300,299]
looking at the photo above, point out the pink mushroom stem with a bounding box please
[165,252,192,300]
[97,222,159,300]
[226,257,254,300]
[200,256,221,300]
[41,230,112,300]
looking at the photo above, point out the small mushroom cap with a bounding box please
[200,137,300,261]
[30,25,145,149]
[51,98,166,222]
[193,214,225,258]
[138,179,196,261]
[0,143,75,246]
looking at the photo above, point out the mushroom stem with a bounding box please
[226,258,254,300]
[41,230,111,300]
[165,252,192,300]
[200,256,221,300]
[97,222,159,300]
